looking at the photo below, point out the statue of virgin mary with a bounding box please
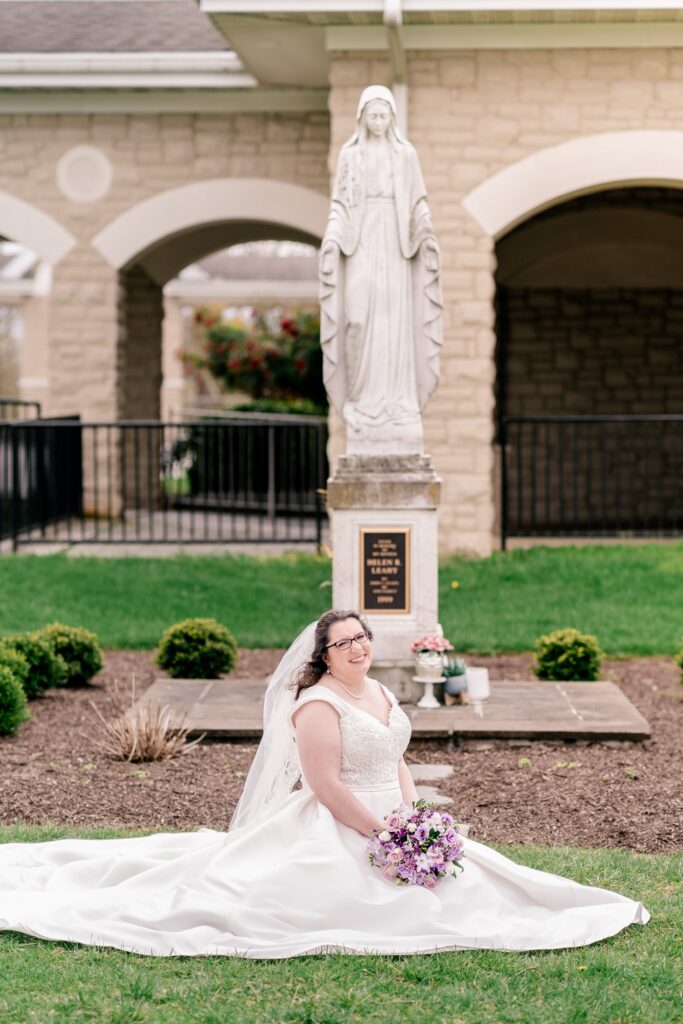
[319,85,443,455]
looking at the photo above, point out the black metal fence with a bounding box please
[500,415,683,547]
[0,415,328,548]
[0,398,41,421]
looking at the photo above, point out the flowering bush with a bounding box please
[184,309,326,409]
[410,633,454,655]
[367,800,465,888]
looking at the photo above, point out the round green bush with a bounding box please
[156,617,238,679]
[1,633,67,698]
[0,664,29,735]
[533,627,603,682]
[0,641,29,690]
[40,623,103,686]
[675,646,683,684]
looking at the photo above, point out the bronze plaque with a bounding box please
[359,528,410,615]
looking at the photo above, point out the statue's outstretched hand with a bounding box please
[420,239,440,273]
[320,241,340,276]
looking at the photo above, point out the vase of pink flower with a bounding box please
[411,633,454,682]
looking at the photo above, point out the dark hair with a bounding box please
[293,609,373,699]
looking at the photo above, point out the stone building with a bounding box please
[1,0,682,553]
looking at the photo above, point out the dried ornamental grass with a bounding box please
[90,679,204,762]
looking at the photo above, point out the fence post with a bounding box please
[500,417,508,551]
[267,425,276,531]
[10,424,20,552]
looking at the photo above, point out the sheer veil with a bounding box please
[229,620,317,831]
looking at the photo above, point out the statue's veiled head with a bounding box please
[353,85,404,145]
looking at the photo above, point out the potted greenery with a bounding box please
[443,655,468,705]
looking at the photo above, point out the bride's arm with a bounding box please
[292,702,385,838]
[398,757,419,805]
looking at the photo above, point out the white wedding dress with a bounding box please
[0,683,649,958]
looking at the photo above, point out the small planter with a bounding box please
[444,673,467,697]
[465,666,490,701]
[414,650,444,681]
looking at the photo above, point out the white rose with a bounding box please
[378,830,391,842]
[428,813,442,828]
[407,823,417,833]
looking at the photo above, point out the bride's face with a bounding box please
[324,617,373,679]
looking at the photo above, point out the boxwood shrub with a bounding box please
[2,633,67,698]
[0,641,29,691]
[533,627,603,682]
[40,623,103,686]
[675,645,683,684]
[0,664,29,735]
[156,617,238,679]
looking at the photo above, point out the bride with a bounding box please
[0,609,649,957]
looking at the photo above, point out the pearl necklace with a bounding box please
[328,671,366,700]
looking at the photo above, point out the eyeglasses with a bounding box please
[325,631,371,652]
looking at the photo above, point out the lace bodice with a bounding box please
[290,682,411,788]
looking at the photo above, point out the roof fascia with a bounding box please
[203,1,683,13]
[0,51,258,87]
[0,88,329,113]
[326,20,683,48]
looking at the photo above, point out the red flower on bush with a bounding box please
[189,309,325,407]
[280,317,299,336]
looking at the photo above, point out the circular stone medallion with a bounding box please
[56,145,113,203]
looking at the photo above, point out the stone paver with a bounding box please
[408,764,454,783]
[136,677,651,742]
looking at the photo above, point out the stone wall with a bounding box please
[497,285,683,536]
[0,110,330,421]
[328,46,683,553]
[500,287,683,417]
[3,46,683,552]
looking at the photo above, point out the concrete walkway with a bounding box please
[137,676,651,743]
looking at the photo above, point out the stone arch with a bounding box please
[0,189,75,263]
[92,178,328,284]
[91,178,328,421]
[462,130,683,239]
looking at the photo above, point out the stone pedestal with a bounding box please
[327,453,441,702]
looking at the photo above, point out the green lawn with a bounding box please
[0,543,682,654]
[0,825,678,1024]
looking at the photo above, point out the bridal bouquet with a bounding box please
[367,800,465,888]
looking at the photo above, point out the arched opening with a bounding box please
[493,186,683,538]
[43,179,330,546]
[163,238,320,420]
[0,194,73,415]
[92,178,327,420]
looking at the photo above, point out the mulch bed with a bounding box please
[2,649,681,853]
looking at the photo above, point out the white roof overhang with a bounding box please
[202,1,683,87]
[0,51,256,88]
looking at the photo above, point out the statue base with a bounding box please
[327,453,441,703]
[345,415,423,457]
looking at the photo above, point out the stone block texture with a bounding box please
[2,44,683,553]
[328,47,683,553]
